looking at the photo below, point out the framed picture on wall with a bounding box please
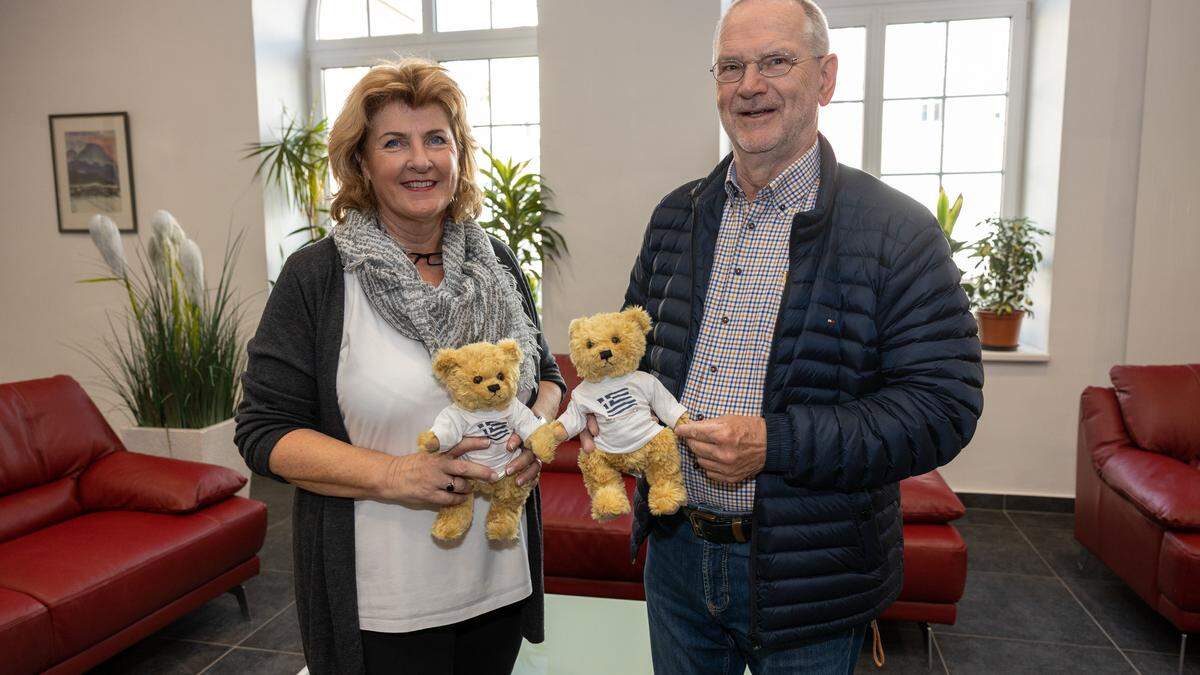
[49,111,138,233]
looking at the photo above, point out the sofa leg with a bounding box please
[921,622,933,670]
[229,585,250,621]
[1180,633,1188,675]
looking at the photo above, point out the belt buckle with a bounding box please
[687,508,719,539]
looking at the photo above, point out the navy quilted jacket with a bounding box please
[624,135,984,648]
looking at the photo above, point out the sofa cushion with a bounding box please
[1110,364,1200,464]
[0,477,82,544]
[79,451,246,514]
[1098,448,1200,530]
[544,438,583,474]
[0,375,122,497]
[541,472,644,582]
[1159,532,1200,611]
[0,497,266,660]
[899,471,965,524]
[0,587,53,675]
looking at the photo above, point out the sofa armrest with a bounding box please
[1099,447,1200,530]
[900,471,966,523]
[78,451,247,514]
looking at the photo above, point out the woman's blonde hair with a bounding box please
[328,58,482,224]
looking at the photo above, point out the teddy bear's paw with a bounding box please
[648,483,688,516]
[591,485,631,521]
[525,424,562,464]
[416,430,440,453]
[485,513,521,541]
[431,519,469,542]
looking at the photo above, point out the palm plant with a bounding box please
[244,111,330,244]
[478,150,566,304]
[82,212,245,428]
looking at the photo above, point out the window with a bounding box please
[818,1,1028,254]
[310,0,540,175]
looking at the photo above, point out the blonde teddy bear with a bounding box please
[539,307,689,520]
[417,339,560,541]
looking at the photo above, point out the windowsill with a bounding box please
[981,345,1050,363]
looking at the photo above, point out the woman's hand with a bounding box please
[577,414,600,453]
[378,437,496,508]
[504,434,543,488]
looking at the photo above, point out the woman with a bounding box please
[235,58,564,675]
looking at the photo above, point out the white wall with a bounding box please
[1123,0,1200,365]
[0,0,268,426]
[539,0,722,347]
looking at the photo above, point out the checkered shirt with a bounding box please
[679,141,821,513]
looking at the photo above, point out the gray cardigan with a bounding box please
[235,236,564,675]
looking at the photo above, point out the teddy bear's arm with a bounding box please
[641,371,690,428]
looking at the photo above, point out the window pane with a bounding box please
[437,0,489,32]
[881,98,943,174]
[319,0,368,40]
[491,124,541,174]
[369,0,421,36]
[946,18,1011,96]
[884,22,946,99]
[443,60,491,126]
[473,126,494,217]
[323,66,370,123]
[943,96,1006,173]
[819,102,863,169]
[881,174,940,215]
[829,27,866,102]
[492,0,537,28]
[940,172,1002,246]
[490,57,539,125]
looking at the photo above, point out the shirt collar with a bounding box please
[725,139,822,212]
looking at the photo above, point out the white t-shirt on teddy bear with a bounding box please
[430,399,545,477]
[558,370,687,454]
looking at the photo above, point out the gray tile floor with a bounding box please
[85,477,1197,674]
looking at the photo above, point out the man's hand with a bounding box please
[578,414,600,452]
[674,415,767,484]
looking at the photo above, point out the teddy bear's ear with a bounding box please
[496,339,522,364]
[568,317,583,336]
[431,348,459,381]
[623,306,652,334]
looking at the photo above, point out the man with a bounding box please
[606,0,984,672]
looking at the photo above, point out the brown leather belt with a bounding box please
[662,505,753,544]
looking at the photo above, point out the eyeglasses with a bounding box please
[709,53,825,83]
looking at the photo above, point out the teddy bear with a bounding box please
[417,339,561,542]
[538,307,689,521]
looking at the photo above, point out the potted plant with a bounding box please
[478,149,566,308]
[244,111,330,246]
[936,187,967,256]
[82,211,250,494]
[962,216,1049,351]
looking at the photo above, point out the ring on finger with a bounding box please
[444,480,456,493]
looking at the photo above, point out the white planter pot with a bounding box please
[119,418,250,498]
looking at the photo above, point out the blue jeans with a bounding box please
[645,515,866,675]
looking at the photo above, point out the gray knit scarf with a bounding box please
[332,209,539,394]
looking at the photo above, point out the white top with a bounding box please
[558,371,687,454]
[430,399,545,477]
[337,272,532,633]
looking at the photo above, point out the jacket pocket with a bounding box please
[854,496,883,571]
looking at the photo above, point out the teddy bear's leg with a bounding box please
[578,449,630,520]
[643,427,689,516]
[484,477,530,541]
[431,490,476,542]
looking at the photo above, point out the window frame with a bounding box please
[306,0,538,123]
[821,0,1030,220]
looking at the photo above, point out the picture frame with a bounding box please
[49,111,138,233]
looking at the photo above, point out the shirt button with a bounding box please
[709,365,718,374]
[747,222,756,231]
[733,267,743,276]
[720,316,730,325]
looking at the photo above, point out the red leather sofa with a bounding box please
[0,375,267,675]
[540,356,967,661]
[1076,364,1199,670]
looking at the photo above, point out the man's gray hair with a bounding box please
[715,0,831,59]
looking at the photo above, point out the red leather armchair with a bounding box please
[0,376,267,674]
[540,356,967,664]
[1076,364,1200,672]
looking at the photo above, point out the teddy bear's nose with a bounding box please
[488,383,501,393]
[599,349,613,360]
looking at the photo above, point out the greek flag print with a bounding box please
[597,388,637,416]
[474,420,511,442]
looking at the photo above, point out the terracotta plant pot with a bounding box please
[976,309,1025,351]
